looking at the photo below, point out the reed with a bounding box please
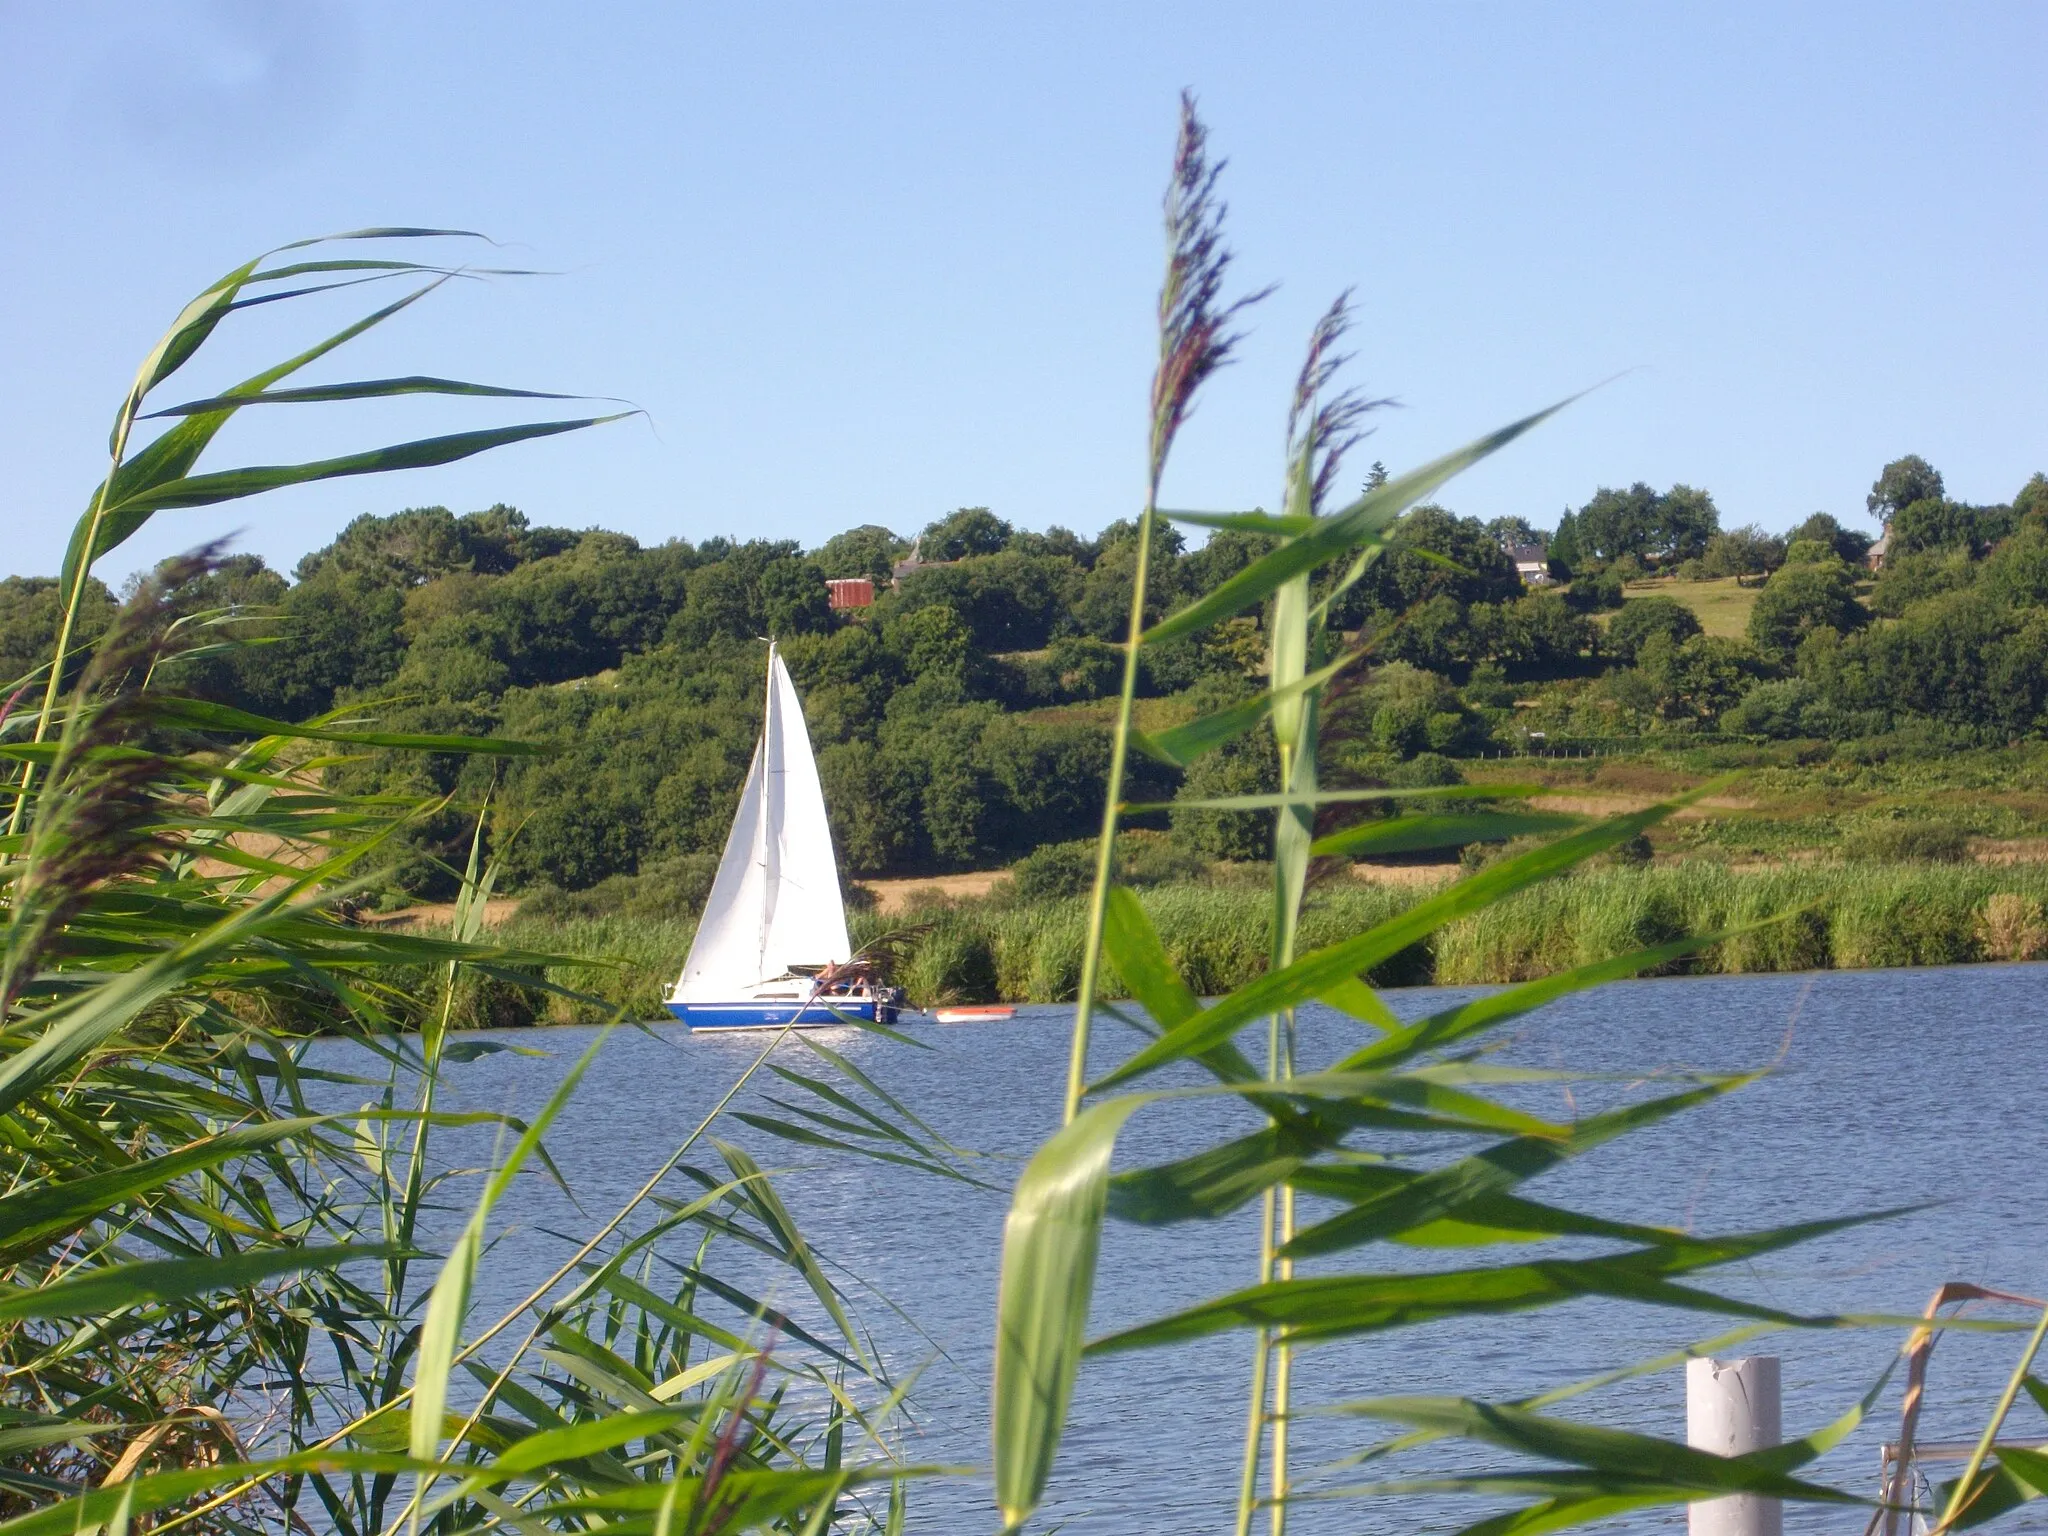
[985,96,2048,1536]
[482,863,2048,1022]
[0,242,937,1535]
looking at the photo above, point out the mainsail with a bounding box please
[672,646,851,1001]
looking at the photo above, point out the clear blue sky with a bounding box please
[2,1,2043,586]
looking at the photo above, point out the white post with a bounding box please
[1687,1356,1783,1536]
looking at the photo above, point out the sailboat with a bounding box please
[665,643,903,1032]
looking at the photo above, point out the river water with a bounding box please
[348,964,2048,1534]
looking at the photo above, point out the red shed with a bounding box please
[826,577,875,610]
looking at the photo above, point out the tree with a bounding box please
[1350,505,1523,618]
[1076,526,1186,640]
[1868,455,1944,522]
[1483,515,1541,549]
[1888,498,2010,559]
[1606,596,1702,664]
[919,506,1013,561]
[1006,525,1094,565]
[1382,595,1468,672]
[1698,524,1784,578]
[1574,482,1720,564]
[1787,512,1871,566]
[1747,557,1864,654]
[1660,485,1721,562]
[814,524,904,583]
[758,556,834,637]
[0,574,116,691]
[886,550,1083,651]
[2016,473,2048,527]
[670,563,755,647]
[817,741,917,873]
[1635,633,1764,723]
[883,603,973,683]
[1547,511,1584,579]
[1464,592,1592,672]
[1182,527,1276,597]
[1574,484,1663,563]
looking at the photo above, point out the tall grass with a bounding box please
[984,95,2048,1536]
[1433,860,2048,980]
[0,241,936,1534]
[481,864,2048,1024]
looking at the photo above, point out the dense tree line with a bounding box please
[3,454,2041,897]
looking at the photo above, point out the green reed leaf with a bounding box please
[1161,508,1313,535]
[0,1115,331,1256]
[1143,395,1578,646]
[992,1095,1145,1531]
[141,375,595,417]
[1128,782,1544,814]
[1279,1076,1753,1260]
[1092,793,1708,1093]
[0,1243,397,1321]
[1087,1211,1880,1354]
[141,694,547,754]
[1337,1397,1856,1502]
[99,413,634,521]
[1312,809,1584,859]
[1134,654,1354,768]
[412,1026,611,1463]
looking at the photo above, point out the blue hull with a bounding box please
[669,999,897,1032]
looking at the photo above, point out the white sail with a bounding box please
[672,646,850,1001]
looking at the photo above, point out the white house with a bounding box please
[1509,542,1552,585]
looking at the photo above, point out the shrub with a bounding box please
[1853,820,1971,863]
[1463,659,1515,708]
[1722,677,1832,739]
[1698,524,1785,578]
[1607,596,1702,663]
[1748,557,1864,654]
[1978,892,2048,961]
[1008,839,1097,901]
[516,851,721,923]
[1386,751,1465,788]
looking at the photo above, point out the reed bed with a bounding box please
[477,861,2048,1021]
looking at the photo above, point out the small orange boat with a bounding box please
[930,1005,1017,1024]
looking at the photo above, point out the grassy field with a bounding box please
[1461,741,2048,860]
[1618,574,1763,637]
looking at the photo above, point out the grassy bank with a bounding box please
[462,860,2048,1023]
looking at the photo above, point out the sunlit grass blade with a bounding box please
[1093,794,1714,1093]
[1311,809,1584,859]
[1278,1076,1755,1260]
[141,374,599,417]
[411,1025,614,1462]
[1086,1212,1887,1354]
[1124,782,1546,814]
[1162,508,1314,535]
[992,1095,1146,1531]
[0,1243,397,1322]
[1339,915,1786,1072]
[101,413,636,521]
[0,1115,330,1255]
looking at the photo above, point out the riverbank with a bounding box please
[441,859,2048,1023]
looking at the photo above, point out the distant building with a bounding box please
[826,577,875,610]
[1866,528,1890,570]
[889,535,962,586]
[889,536,946,585]
[1509,542,1552,585]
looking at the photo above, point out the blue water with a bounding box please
[346,964,2048,1534]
